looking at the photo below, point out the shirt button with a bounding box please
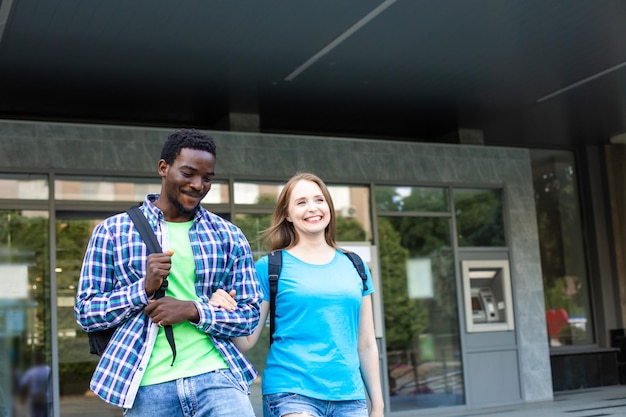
[138,367,143,371]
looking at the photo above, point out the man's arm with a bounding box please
[192,234,262,338]
[74,220,149,331]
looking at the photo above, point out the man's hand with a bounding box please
[208,289,237,311]
[144,297,199,326]
[145,250,174,297]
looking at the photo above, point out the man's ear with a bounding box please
[157,159,168,176]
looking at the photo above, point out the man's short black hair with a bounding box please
[160,128,217,164]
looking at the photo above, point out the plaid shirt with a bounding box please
[75,195,261,408]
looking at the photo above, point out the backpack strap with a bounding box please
[127,206,162,254]
[268,250,282,346]
[342,250,369,292]
[126,206,176,366]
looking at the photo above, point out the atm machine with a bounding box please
[460,259,520,405]
[462,259,514,333]
[471,287,499,324]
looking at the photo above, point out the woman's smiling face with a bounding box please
[286,179,331,238]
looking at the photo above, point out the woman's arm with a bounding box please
[358,295,385,417]
[233,301,269,352]
[209,290,270,352]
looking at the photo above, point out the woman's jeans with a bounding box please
[263,392,368,417]
[124,369,255,417]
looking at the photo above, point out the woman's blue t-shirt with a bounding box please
[256,249,375,401]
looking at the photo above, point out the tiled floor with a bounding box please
[421,385,626,417]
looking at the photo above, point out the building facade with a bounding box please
[0,119,622,416]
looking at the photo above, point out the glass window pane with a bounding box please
[375,186,448,212]
[0,174,48,200]
[201,182,228,204]
[454,189,505,247]
[531,149,593,346]
[0,210,52,415]
[234,182,280,205]
[55,177,160,201]
[235,213,274,258]
[329,185,371,242]
[378,216,464,411]
[55,177,229,204]
[55,213,123,416]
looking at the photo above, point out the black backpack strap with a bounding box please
[268,250,282,346]
[127,206,161,253]
[126,206,176,366]
[343,251,368,292]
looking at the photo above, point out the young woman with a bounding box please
[211,172,384,417]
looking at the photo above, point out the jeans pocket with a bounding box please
[215,369,247,394]
[264,392,298,407]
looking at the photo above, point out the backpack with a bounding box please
[267,249,368,345]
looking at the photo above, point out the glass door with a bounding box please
[55,212,123,416]
[375,186,465,412]
[377,216,464,412]
[1,209,51,417]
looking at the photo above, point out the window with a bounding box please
[454,188,505,247]
[0,174,48,200]
[375,186,448,212]
[55,176,228,204]
[531,149,593,346]
[376,186,463,411]
[0,209,53,414]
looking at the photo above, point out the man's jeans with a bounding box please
[124,369,255,417]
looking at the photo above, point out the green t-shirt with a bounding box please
[141,220,228,386]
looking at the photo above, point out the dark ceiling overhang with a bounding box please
[0,0,624,148]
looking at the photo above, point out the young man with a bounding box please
[75,128,261,416]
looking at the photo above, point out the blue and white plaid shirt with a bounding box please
[75,194,261,408]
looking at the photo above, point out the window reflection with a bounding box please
[329,185,371,240]
[55,214,125,416]
[235,213,273,258]
[531,149,593,346]
[375,186,448,212]
[378,216,463,411]
[234,182,280,205]
[55,177,160,201]
[0,210,51,417]
[54,177,228,204]
[454,189,505,247]
[0,175,49,200]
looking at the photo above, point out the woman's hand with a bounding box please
[208,289,237,311]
